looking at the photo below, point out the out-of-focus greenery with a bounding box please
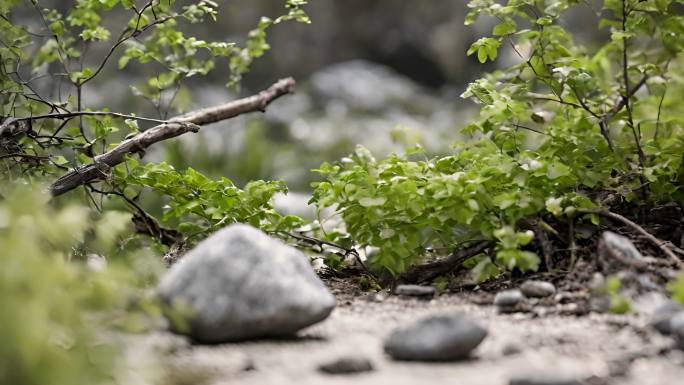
[0,183,165,385]
[670,274,684,305]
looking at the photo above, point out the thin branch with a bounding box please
[399,241,492,284]
[49,77,296,196]
[579,209,683,268]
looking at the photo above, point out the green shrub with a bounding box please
[311,0,684,275]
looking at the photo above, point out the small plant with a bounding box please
[669,274,684,305]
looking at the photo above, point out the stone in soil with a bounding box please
[519,280,556,298]
[157,224,336,343]
[495,289,526,312]
[650,301,684,335]
[670,311,684,350]
[384,313,487,361]
[394,284,436,298]
[509,373,583,385]
[318,357,374,374]
[598,231,646,272]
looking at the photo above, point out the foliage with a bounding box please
[1,1,308,242]
[669,274,684,305]
[0,1,308,384]
[0,183,165,385]
[113,158,304,242]
[311,0,684,276]
[604,275,632,314]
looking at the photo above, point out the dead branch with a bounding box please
[399,241,492,284]
[49,77,296,196]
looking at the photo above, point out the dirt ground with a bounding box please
[127,278,684,385]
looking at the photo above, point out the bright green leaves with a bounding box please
[493,226,540,272]
[227,1,310,87]
[115,160,303,240]
[311,141,562,276]
[467,37,502,63]
[493,19,517,36]
[80,26,111,41]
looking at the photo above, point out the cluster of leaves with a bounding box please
[311,0,684,277]
[0,183,165,385]
[113,158,304,243]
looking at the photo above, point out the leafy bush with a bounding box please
[311,0,684,276]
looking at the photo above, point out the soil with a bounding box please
[129,278,684,385]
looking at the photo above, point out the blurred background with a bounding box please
[18,1,601,203]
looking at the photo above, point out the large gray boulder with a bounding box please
[158,224,336,343]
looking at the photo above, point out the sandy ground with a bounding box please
[129,279,684,385]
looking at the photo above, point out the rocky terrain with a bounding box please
[122,224,684,385]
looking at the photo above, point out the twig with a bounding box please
[278,230,380,283]
[2,111,172,134]
[49,78,296,196]
[579,208,683,268]
[399,241,492,284]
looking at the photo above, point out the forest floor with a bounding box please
[130,278,684,385]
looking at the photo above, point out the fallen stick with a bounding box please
[399,241,492,284]
[580,208,684,269]
[49,77,296,196]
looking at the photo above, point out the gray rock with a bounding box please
[394,284,436,298]
[520,280,556,298]
[650,301,684,335]
[318,357,374,374]
[495,289,526,308]
[670,311,684,349]
[157,224,336,343]
[589,295,611,313]
[509,374,583,385]
[598,231,646,272]
[384,313,487,361]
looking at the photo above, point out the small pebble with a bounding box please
[650,301,684,335]
[670,311,684,350]
[318,357,374,374]
[394,284,436,298]
[502,342,522,356]
[509,373,583,385]
[519,280,556,298]
[494,289,526,310]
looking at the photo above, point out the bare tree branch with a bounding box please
[580,208,683,269]
[399,241,492,284]
[49,77,296,196]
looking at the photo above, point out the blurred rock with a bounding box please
[669,311,684,349]
[598,231,647,272]
[394,284,436,298]
[157,224,335,343]
[519,280,556,298]
[384,313,487,361]
[509,374,583,385]
[651,301,684,335]
[495,289,526,313]
[318,357,374,374]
